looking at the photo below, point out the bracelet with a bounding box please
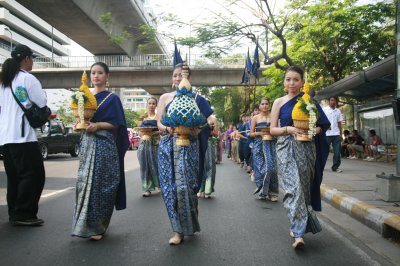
[283,126,288,135]
[164,127,168,133]
[96,122,101,130]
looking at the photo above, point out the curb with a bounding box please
[320,184,400,238]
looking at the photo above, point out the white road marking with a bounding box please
[40,187,75,198]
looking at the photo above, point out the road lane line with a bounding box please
[41,187,75,198]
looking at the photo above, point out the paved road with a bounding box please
[0,151,398,266]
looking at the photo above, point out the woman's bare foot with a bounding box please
[168,233,183,245]
[142,191,151,197]
[292,237,305,249]
[90,235,103,241]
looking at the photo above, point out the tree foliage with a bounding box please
[288,0,395,84]
[124,109,144,128]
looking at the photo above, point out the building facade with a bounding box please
[0,0,71,60]
[121,88,154,111]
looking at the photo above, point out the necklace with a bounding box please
[148,114,157,120]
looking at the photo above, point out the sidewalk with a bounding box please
[321,154,400,240]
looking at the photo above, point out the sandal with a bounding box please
[142,191,151,197]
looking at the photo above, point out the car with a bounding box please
[0,119,81,159]
[36,119,81,159]
[127,128,140,150]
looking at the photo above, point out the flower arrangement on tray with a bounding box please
[70,71,97,130]
[161,62,206,146]
[291,83,319,141]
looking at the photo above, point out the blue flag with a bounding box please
[246,48,252,74]
[241,68,249,84]
[173,41,183,67]
[252,43,260,79]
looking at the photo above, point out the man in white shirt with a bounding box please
[322,97,343,173]
[0,44,47,226]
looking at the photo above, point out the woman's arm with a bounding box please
[270,98,285,136]
[156,93,173,134]
[249,116,258,138]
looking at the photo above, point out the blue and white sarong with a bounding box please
[158,135,200,236]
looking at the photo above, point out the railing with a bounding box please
[29,54,246,69]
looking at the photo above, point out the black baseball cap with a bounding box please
[11,44,37,60]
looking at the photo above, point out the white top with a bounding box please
[0,70,47,145]
[322,106,343,136]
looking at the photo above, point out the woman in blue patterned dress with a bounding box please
[137,97,160,197]
[198,115,218,198]
[157,64,213,245]
[71,62,129,241]
[250,98,278,201]
[270,66,330,249]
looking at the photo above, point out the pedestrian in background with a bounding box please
[198,115,218,198]
[71,62,129,241]
[250,98,278,201]
[157,63,213,245]
[0,44,47,226]
[323,96,343,173]
[137,97,160,197]
[270,66,330,249]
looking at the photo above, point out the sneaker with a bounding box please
[349,156,357,160]
[334,168,343,173]
[363,157,370,161]
[367,157,375,161]
[12,218,44,226]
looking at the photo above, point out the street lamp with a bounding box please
[4,27,13,52]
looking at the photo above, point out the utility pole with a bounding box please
[396,0,400,176]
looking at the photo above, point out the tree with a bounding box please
[287,0,395,85]
[156,0,394,87]
[124,109,144,128]
[209,86,243,126]
[53,99,75,126]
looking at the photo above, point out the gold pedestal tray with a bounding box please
[72,108,96,130]
[293,119,311,141]
[256,126,273,141]
[174,125,192,146]
[135,127,158,141]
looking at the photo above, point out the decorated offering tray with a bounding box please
[135,126,158,140]
[256,126,273,140]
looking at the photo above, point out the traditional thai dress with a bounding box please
[158,95,212,236]
[137,119,160,192]
[225,129,233,158]
[276,94,330,238]
[253,122,278,198]
[199,126,217,196]
[72,91,129,238]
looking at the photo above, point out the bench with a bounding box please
[374,144,397,162]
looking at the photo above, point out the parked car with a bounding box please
[37,119,81,159]
[0,119,80,159]
[127,128,140,150]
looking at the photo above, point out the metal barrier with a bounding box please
[31,54,246,69]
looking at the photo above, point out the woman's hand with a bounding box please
[191,127,200,137]
[85,122,98,133]
[288,126,307,137]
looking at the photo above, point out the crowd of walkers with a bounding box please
[1,44,334,250]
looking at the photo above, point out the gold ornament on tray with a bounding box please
[70,71,97,130]
[291,83,318,141]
